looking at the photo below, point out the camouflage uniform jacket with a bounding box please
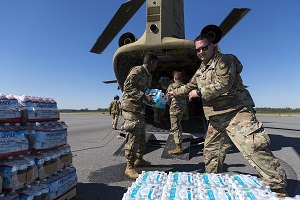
[121,65,152,114]
[167,82,187,116]
[109,100,121,114]
[174,52,255,117]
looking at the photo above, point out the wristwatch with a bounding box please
[196,89,201,97]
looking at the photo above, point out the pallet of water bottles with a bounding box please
[122,171,300,200]
[0,93,77,199]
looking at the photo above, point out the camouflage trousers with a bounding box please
[170,111,185,144]
[123,110,146,165]
[204,106,287,190]
[111,113,119,128]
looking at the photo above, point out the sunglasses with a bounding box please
[195,45,209,53]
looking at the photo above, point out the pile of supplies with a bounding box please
[0,93,77,200]
[122,171,299,200]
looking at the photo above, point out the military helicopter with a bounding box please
[90,0,250,158]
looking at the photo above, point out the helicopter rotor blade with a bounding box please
[219,8,250,38]
[102,80,118,84]
[90,0,145,54]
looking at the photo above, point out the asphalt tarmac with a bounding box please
[61,113,300,199]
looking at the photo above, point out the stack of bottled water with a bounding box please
[0,123,29,158]
[17,95,60,122]
[144,89,167,109]
[163,172,198,199]
[15,164,77,200]
[122,171,300,200]
[0,155,38,192]
[123,171,167,199]
[0,92,77,199]
[0,93,21,123]
[24,121,68,152]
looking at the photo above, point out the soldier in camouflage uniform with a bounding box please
[168,34,287,197]
[108,95,121,130]
[121,52,158,179]
[166,71,187,155]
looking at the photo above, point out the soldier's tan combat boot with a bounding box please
[125,162,139,179]
[168,144,183,155]
[117,134,123,139]
[272,188,288,198]
[134,158,152,167]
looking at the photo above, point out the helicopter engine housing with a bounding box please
[118,32,137,47]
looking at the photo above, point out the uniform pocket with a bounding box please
[253,130,270,150]
[123,120,139,132]
[231,107,263,136]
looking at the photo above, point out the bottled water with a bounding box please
[197,187,235,200]
[18,95,39,122]
[23,154,38,185]
[41,97,60,121]
[144,89,167,109]
[229,174,270,190]
[0,156,20,192]
[0,123,28,158]
[23,122,36,151]
[48,166,77,200]
[167,172,196,186]
[123,171,300,200]
[31,152,46,179]
[162,185,197,200]
[0,123,15,157]
[234,187,279,200]
[33,121,68,151]
[49,97,60,120]
[122,182,163,200]
[0,93,21,123]
[13,123,29,154]
[57,144,72,169]
[152,91,167,109]
[6,94,18,109]
[16,155,28,178]
[136,171,167,185]
[40,178,50,200]
[196,173,229,189]
[18,184,35,200]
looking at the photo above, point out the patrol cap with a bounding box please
[201,24,223,44]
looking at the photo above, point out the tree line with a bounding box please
[60,108,109,113]
[59,107,300,113]
[255,107,300,113]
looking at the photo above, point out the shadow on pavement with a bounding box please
[75,182,126,200]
